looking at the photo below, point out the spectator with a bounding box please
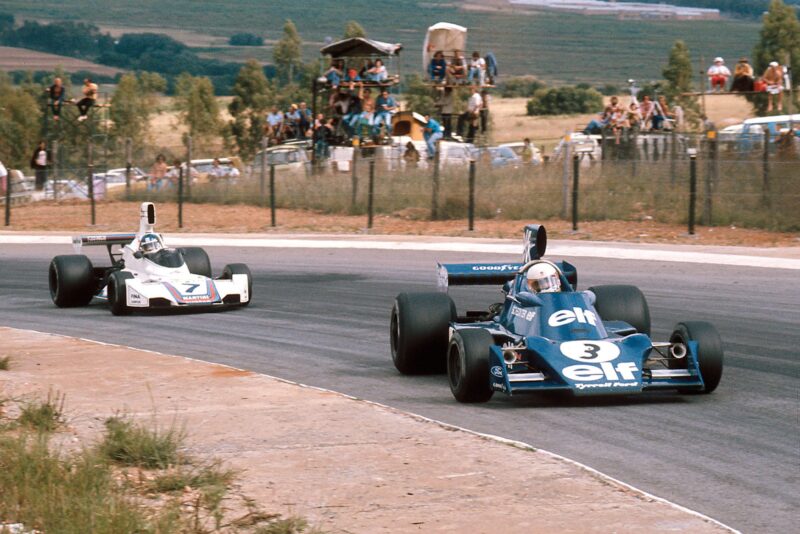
[583,96,620,134]
[638,95,655,130]
[208,158,227,182]
[47,77,65,122]
[76,78,98,121]
[403,141,421,168]
[467,51,486,86]
[763,61,785,112]
[358,59,374,82]
[521,138,534,164]
[608,99,625,144]
[149,154,168,190]
[428,51,447,83]
[447,50,467,84]
[324,59,344,88]
[266,106,284,142]
[652,95,675,130]
[707,57,731,93]
[164,159,183,188]
[484,52,498,85]
[374,89,397,136]
[367,59,388,83]
[731,57,754,92]
[298,102,312,138]
[423,114,444,159]
[626,102,642,132]
[285,104,301,139]
[314,115,333,159]
[435,86,455,138]
[30,140,49,191]
[457,86,483,143]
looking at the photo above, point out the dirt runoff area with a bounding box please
[0,328,733,533]
[4,200,799,247]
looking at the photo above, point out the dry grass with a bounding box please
[0,46,123,75]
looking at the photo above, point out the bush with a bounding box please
[498,76,546,98]
[229,33,264,46]
[526,86,604,115]
[99,415,184,469]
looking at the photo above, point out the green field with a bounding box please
[3,0,761,85]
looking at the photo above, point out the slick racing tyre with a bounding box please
[670,321,723,394]
[588,284,651,336]
[390,292,455,374]
[49,255,95,307]
[448,329,494,403]
[179,247,212,278]
[108,271,134,316]
[221,263,253,306]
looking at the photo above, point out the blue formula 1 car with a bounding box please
[390,224,723,403]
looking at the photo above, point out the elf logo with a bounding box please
[563,362,639,382]
[548,307,598,327]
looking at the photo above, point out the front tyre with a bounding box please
[108,271,134,316]
[670,321,723,394]
[179,247,212,278]
[448,329,494,403]
[588,284,651,336]
[221,263,253,306]
[390,292,455,374]
[49,255,95,307]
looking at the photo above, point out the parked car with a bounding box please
[498,142,542,165]
[252,144,311,175]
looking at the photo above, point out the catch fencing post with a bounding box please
[688,151,697,235]
[702,130,716,225]
[431,140,441,220]
[52,140,59,201]
[572,154,579,231]
[670,130,677,185]
[259,137,267,202]
[762,129,770,205]
[351,146,358,210]
[178,166,184,229]
[125,138,132,199]
[88,140,96,226]
[186,136,192,199]
[4,168,10,226]
[367,159,375,229]
[468,159,476,231]
[561,139,570,219]
[269,164,276,227]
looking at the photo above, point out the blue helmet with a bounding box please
[140,233,163,254]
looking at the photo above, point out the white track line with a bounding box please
[8,327,740,533]
[2,234,799,269]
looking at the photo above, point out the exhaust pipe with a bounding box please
[503,351,519,365]
[670,342,687,359]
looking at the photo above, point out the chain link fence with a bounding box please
[4,133,799,233]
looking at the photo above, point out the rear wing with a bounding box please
[72,233,136,253]
[437,261,577,291]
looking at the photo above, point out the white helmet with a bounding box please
[526,263,561,293]
[140,233,163,254]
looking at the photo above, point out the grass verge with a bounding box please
[0,355,10,371]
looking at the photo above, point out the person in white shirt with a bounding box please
[0,159,7,197]
[457,85,483,142]
[707,57,731,93]
[467,51,486,86]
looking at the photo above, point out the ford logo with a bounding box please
[490,366,504,378]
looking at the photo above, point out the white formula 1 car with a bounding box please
[48,202,252,315]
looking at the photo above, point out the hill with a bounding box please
[1,0,762,86]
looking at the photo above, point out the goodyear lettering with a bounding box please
[548,307,598,327]
[471,264,519,272]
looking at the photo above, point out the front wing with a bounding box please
[119,275,250,309]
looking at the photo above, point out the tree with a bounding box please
[174,73,222,150]
[526,86,603,116]
[226,60,272,160]
[109,72,166,146]
[0,72,42,169]
[661,40,700,129]
[750,0,800,114]
[343,21,366,39]
[273,19,302,84]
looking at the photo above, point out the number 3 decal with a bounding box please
[560,340,620,363]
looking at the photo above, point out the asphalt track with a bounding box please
[1,241,798,533]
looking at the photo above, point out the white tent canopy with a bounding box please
[422,22,467,71]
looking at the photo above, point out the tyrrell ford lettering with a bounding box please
[390,224,723,403]
[48,202,252,315]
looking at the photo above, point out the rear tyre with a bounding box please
[670,321,723,394]
[108,271,134,316]
[390,292,455,374]
[448,329,494,403]
[588,284,651,336]
[179,247,212,278]
[221,263,253,306]
[49,255,95,307]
